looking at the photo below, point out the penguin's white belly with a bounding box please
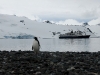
[32,40,40,51]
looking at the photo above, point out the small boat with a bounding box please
[59,30,90,39]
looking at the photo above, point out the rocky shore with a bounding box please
[0,50,100,75]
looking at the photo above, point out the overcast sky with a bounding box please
[0,0,100,25]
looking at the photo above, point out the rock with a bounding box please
[35,71,41,75]
[98,61,100,64]
[0,51,99,75]
[67,66,75,71]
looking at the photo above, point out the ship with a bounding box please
[59,30,90,39]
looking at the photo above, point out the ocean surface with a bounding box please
[0,38,100,52]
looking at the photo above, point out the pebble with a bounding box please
[0,51,99,75]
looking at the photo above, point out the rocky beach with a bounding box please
[0,50,100,75]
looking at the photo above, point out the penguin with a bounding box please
[32,37,40,54]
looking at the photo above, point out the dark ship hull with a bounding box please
[59,35,90,39]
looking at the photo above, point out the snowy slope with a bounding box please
[86,25,100,37]
[0,14,98,39]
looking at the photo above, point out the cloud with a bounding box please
[0,0,100,25]
[88,18,100,25]
[56,19,83,25]
[56,17,100,25]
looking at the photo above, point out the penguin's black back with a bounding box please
[34,37,40,46]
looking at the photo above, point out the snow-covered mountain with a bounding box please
[0,14,98,39]
[86,25,100,37]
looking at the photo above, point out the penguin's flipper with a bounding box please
[32,46,33,50]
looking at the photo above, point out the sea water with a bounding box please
[0,38,100,52]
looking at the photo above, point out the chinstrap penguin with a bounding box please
[32,37,40,54]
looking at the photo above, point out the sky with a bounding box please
[0,0,100,25]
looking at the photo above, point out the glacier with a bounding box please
[0,14,99,39]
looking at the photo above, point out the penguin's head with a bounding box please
[34,37,40,46]
[34,37,38,40]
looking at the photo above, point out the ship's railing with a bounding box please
[59,30,85,36]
